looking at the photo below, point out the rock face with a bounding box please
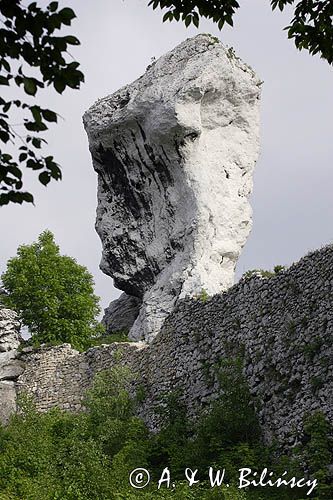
[84,34,261,342]
[102,293,142,333]
[0,307,21,352]
[0,308,24,423]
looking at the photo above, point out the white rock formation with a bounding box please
[84,34,261,342]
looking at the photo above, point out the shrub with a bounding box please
[0,363,330,499]
[301,411,333,499]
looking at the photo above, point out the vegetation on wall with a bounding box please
[1,230,103,350]
[0,360,331,499]
[243,265,286,279]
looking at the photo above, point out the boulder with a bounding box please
[102,293,141,333]
[0,351,24,380]
[84,34,261,342]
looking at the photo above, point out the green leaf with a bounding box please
[21,192,34,203]
[1,59,11,72]
[41,109,58,122]
[23,78,37,96]
[0,194,10,206]
[58,7,76,25]
[32,137,43,148]
[31,106,42,123]
[0,130,10,143]
[14,76,23,87]
[19,153,28,162]
[54,79,66,94]
[48,1,58,12]
[39,171,51,185]
[28,2,37,12]
[0,76,10,86]
[46,159,61,179]
[226,15,234,27]
[64,35,80,45]
[185,15,192,28]
[3,102,11,113]
[8,165,22,179]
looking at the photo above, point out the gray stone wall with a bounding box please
[16,342,145,413]
[5,245,333,450]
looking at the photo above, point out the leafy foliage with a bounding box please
[149,0,239,29]
[0,362,331,499]
[149,0,333,64]
[0,0,83,206]
[271,1,333,64]
[149,358,264,484]
[1,230,103,350]
[301,411,333,498]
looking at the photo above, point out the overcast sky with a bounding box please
[1,0,332,314]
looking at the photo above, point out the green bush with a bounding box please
[301,411,333,499]
[0,400,113,500]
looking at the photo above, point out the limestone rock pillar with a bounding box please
[84,34,261,342]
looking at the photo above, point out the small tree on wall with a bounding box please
[1,230,103,350]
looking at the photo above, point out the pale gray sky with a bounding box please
[1,0,332,313]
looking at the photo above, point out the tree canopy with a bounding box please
[0,1,332,206]
[150,1,333,65]
[0,0,83,206]
[1,230,102,349]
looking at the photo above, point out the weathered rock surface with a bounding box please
[0,351,24,380]
[0,308,21,352]
[102,293,141,333]
[0,308,23,423]
[84,34,261,342]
